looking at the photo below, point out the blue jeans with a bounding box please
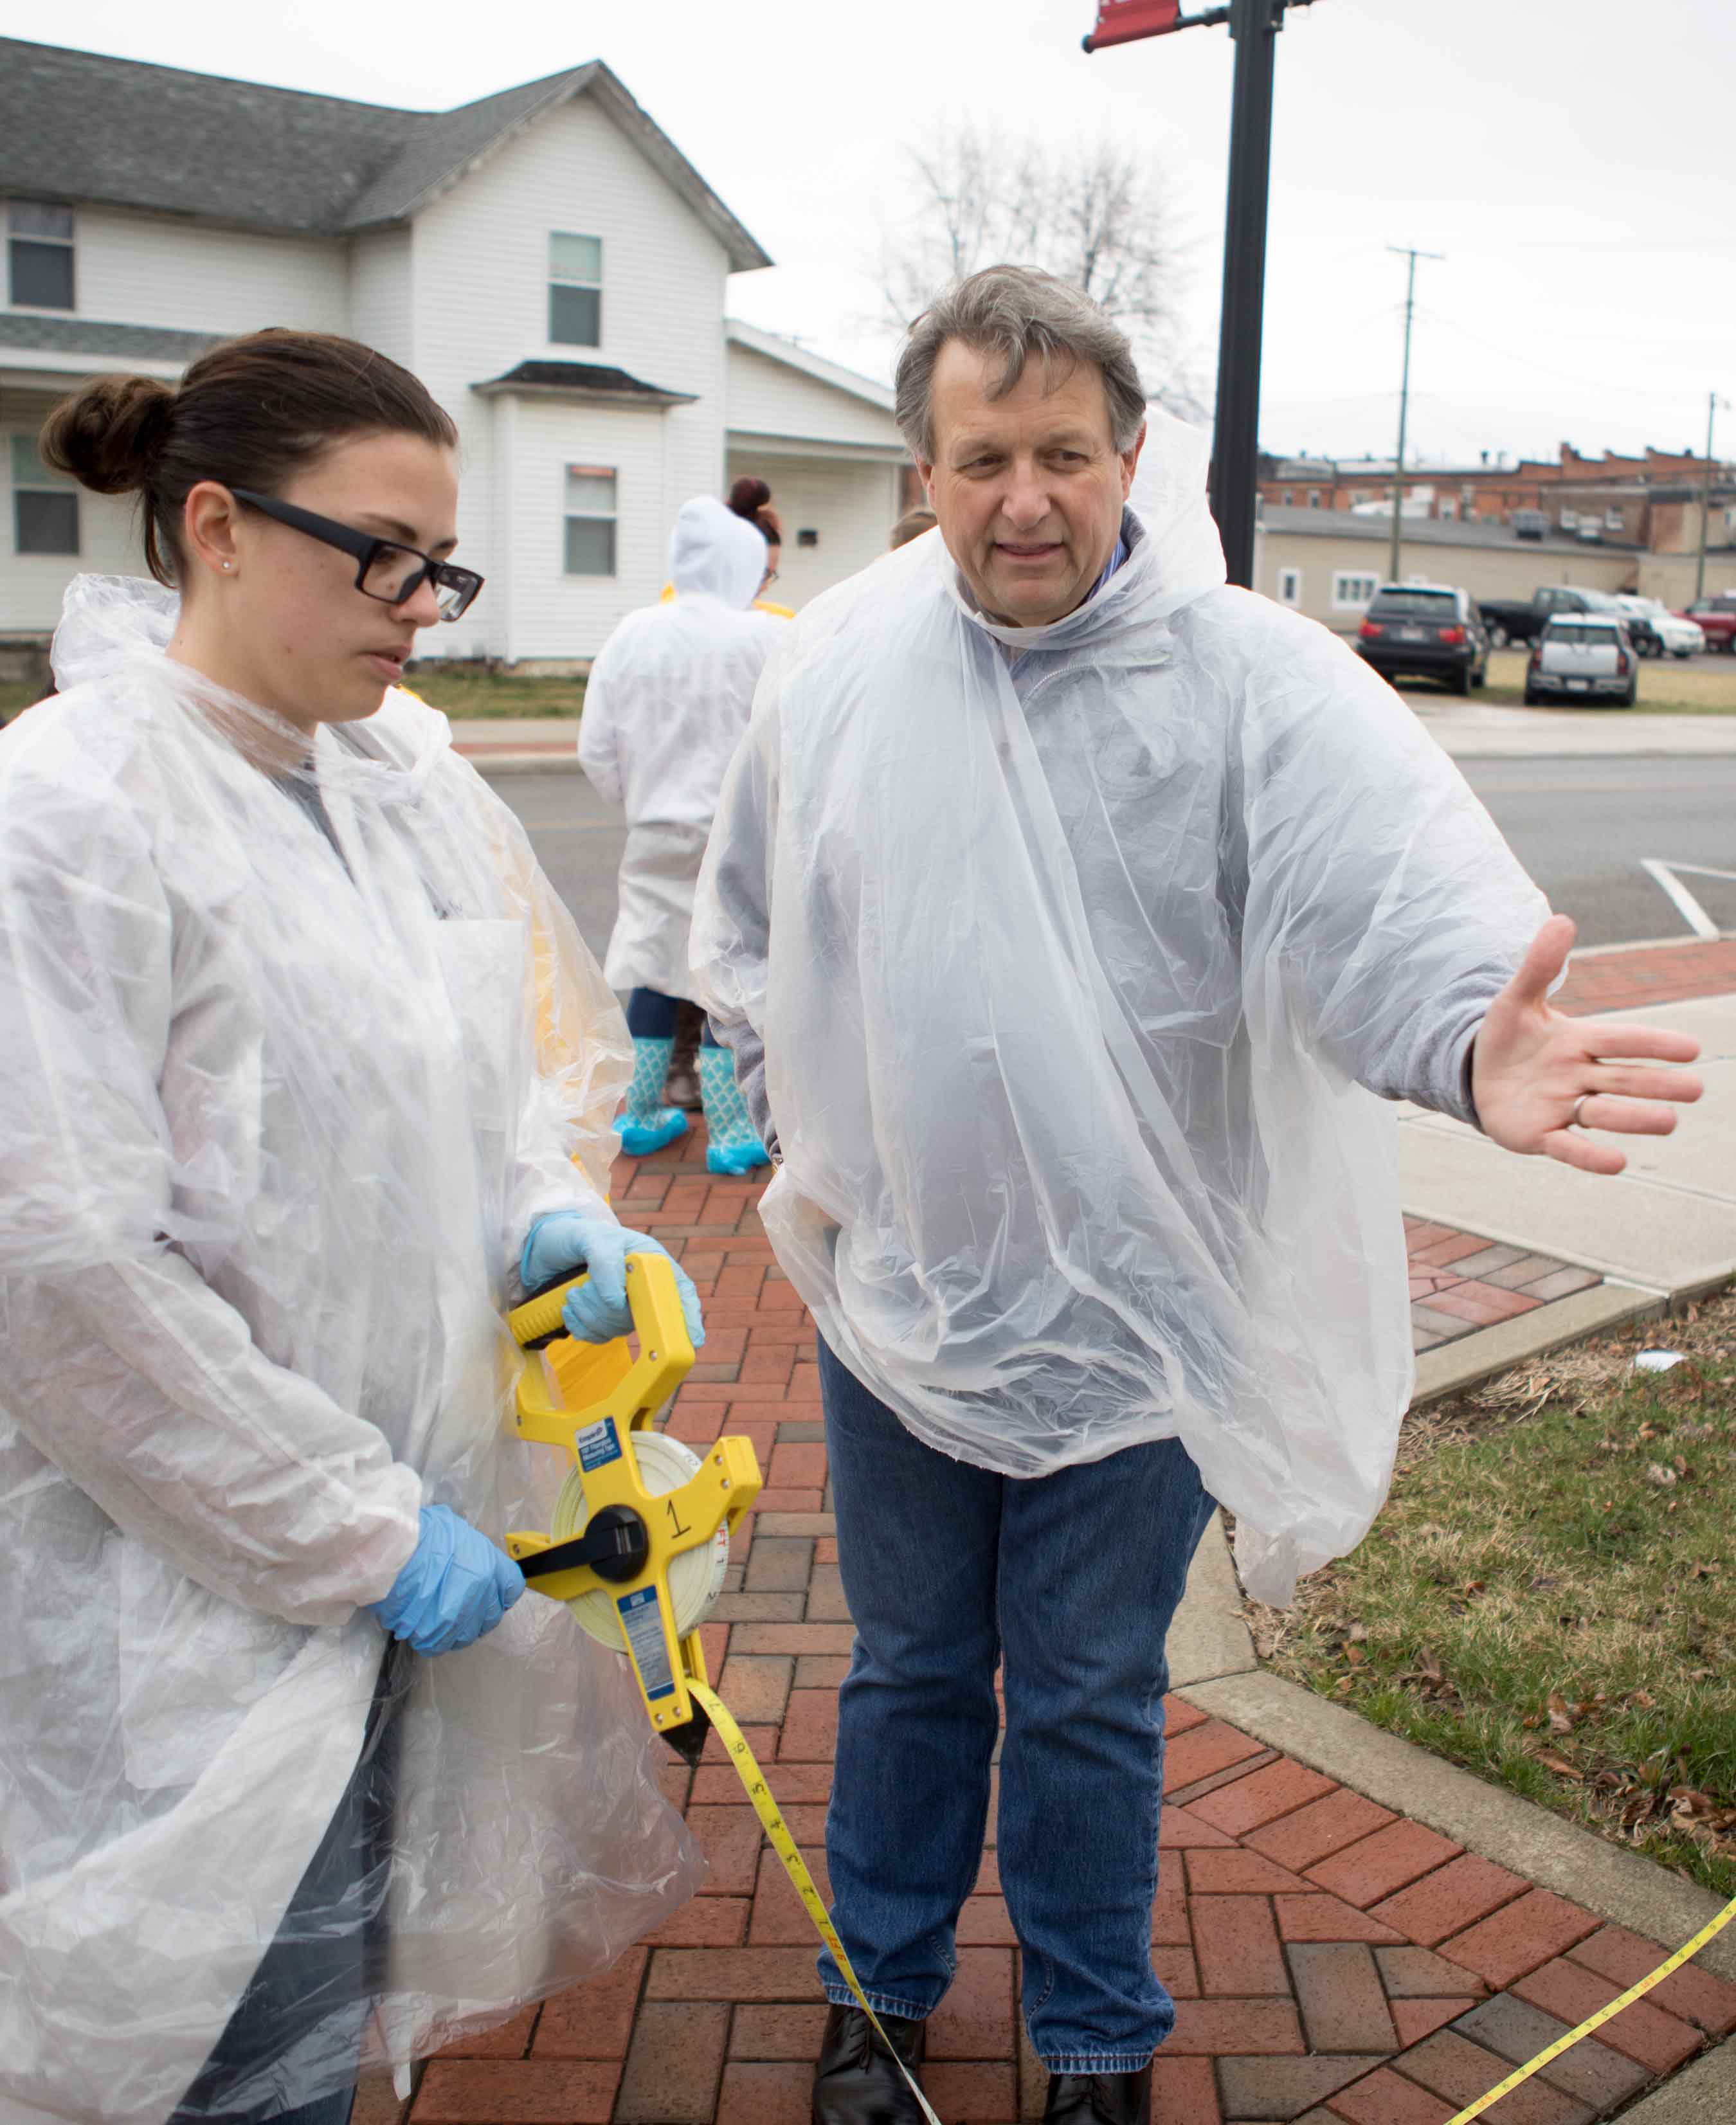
[817,1337,1216,2074]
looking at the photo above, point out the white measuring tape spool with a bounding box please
[548,1430,730,1649]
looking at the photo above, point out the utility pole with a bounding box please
[1385,245,1442,588]
[1694,390,1729,603]
[1083,0,1319,590]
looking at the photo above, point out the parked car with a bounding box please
[1356,583,1489,695]
[1477,584,1609,647]
[1612,595,1704,659]
[1678,595,1736,651]
[1512,508,1550,541]
[1523,615,1638,707]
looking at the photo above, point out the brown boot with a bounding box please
[665,1000,704,1111]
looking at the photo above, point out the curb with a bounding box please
[1179,1670,1736,1985]
[455,748,581,775]
[1616,2037,1736,2120]
[1410,1278,1665,1407]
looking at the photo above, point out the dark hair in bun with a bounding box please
[39,328,458,587]
[727,473,782,548]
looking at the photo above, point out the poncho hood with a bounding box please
[669,496,767,609]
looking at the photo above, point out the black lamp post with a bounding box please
[1085,0,1317,590]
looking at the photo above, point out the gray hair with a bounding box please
[894,264,1147,464]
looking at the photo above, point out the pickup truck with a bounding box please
[1476,585,1616,647]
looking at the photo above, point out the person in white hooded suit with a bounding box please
[691,268,1703,2125]
[0,330,709,2125]
[579,496,784,1174]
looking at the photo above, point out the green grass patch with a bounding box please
[401,666,584,719]
[1247,1293,1736,1900]
[0,681,42,717]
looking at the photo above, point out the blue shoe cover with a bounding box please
[615,1107,689,1157]
[706,1136,772,1177]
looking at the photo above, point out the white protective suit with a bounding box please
[580,497,783,998]
[692,411,1549,1607]
[0,577,702,2125]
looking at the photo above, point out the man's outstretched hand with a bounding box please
[1471,914,1703,1175]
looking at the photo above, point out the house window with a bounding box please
[549,233,602,348]
[563,465,616,575]
[10,433,78,554]
[1332,570,1379,611]
[1307,489,1321,508]
[1439,497,1457,520]
[7,200,75,310]
[1277,566,1302,607]
[1281,489,1293,506]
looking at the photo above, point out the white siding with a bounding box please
[502,397,677,660]
[347,226,413,366]
[727,341,901,452]
[52,204,347,337]
[408,94,731,661]
[2,393,141,634]
[728,451,901,610]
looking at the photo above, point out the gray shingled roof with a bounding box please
[0,314,223,362]
[473,360,698,406]
[0,39,771,269]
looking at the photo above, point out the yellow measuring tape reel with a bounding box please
[505,1254,942,2125]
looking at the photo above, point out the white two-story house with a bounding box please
[0,39,909,666]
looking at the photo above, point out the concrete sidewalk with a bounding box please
[1393,943,1733,1411]
[439,700,1736,775]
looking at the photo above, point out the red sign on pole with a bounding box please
[1083,0,1182,49]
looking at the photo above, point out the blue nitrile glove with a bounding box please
[366,1504,525,1656]
[521,1212,706,1350]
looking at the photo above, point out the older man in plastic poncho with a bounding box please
[581,497,784,1173]
[691,267,1703,2125]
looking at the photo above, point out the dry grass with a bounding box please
[401,667,584,719]
[1245,1290,1736,1899]
[1478,648,1736,714]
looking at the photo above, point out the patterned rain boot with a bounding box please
[615,1036,690,1157]
[698,1042,772,1177]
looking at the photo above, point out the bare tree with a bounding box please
[880,125,1202,415]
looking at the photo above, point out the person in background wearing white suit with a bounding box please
[692,266,1704,2125]
[0,329,707,2125]
[579,496,784,1175]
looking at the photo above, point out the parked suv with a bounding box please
[1356,583,1489,695]
[1524,615,1638,707]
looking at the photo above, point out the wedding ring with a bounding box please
[1569,1093,1593,1128]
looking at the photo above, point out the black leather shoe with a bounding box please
[1043,2065,1152,2124]
[811,2004,928,2123]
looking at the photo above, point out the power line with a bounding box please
[1387,246,1443,585]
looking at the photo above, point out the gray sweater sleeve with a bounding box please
[1231,606,1544,1130]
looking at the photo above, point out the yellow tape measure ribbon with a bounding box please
[1444,1892,1736,2124]
[687,1679,943,2125]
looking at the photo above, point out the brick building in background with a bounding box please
[1258,441,1736,552]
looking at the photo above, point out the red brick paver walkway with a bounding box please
[381,1123,1736,2123]
[1553,937,1736,1017]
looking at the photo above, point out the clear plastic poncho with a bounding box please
[580,496,784,999]
[0,577,703,2125]
[693,412,1548,1606]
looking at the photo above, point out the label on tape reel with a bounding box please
[576,1416,623,1472]
[615,1585,675,1699]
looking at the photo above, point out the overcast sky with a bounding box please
[13,0,1733,469]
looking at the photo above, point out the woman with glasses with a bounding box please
[0,329,705,2124]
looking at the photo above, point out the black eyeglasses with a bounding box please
[230,488,484,620]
